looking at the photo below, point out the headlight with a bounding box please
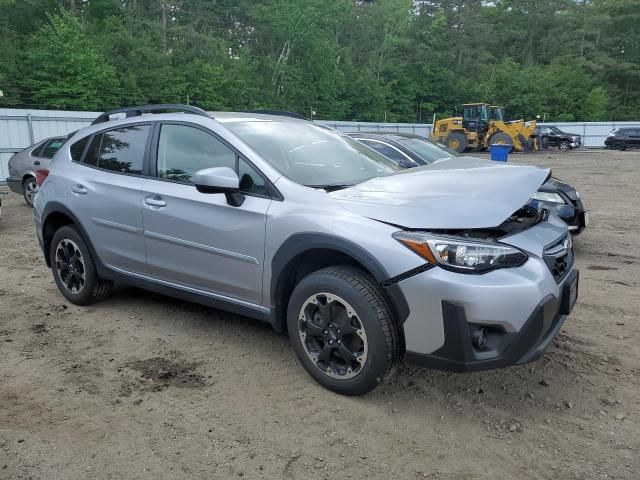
[530,191,566,204]
[393,232,528,273]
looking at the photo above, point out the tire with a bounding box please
[50,225,113,306]
[517,134,531,151]
[541,136,550,150]
[526,138,534,151]
[489,132,513,149]
[287,266,403,396]
[532,137,541,151]
[444,132,468,153]
[22,176,37,208]
[613,140,626,151]
[558,140,570,151]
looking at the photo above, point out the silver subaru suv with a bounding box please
[34,105,579,395]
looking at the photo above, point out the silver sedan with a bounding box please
[6,136,66,207]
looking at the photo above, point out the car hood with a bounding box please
[330,157,549,229]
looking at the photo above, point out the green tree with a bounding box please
[23,11,121,110]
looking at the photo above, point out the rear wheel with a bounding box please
[287,266,403,396]
[22,176,37,207]
[50,225,113,305]
[517,134,531,151]
[444,132,468,153]
[541,136,550,150]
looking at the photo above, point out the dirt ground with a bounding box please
[1,149,639,480]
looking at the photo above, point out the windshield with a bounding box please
[549,126,562,134]
[396,137,459,163]
[225,121,399,187]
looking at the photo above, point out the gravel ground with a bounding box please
[1,149,639,480]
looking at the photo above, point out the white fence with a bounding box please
[2,108,639,182]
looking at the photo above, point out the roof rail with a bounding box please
[92,104,210,125]
[243,109,308,120]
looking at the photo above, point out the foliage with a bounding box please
[0,0,637,121]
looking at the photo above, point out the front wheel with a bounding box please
[559,140,570,151]
[444,132,468,153]
[287,266,403,396]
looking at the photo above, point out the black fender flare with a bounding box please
[40,202,102,272]
[270,233,410,328]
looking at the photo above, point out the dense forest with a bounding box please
[0,0,638,122]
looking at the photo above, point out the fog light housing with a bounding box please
[472,327,487,350]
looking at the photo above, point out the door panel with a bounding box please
[142,180,270,304]
[63,125,150,274]
[142,122,270,305]
[65,164,147,273]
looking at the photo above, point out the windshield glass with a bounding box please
[224,121,399,186]
[396,137,459,163]
[549,126,562,134]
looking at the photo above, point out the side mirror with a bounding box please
[194,167,245,207]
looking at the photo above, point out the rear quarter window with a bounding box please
[70,137,90,161]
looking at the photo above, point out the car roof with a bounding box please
[345,131,425,140]
[209,111,308,123]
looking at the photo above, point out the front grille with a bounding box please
[543,234,574,283]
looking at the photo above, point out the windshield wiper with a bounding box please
[307,184,352,192]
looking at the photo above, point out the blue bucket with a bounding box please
[490,144,510,162]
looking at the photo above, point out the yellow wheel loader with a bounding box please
[430,103,539,153]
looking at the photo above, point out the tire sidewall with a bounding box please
[287,270,393,395]
[50,225,99,305]
[23,176,36,208]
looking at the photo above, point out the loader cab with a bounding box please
[463,103,489,134]
[489,106,505,121]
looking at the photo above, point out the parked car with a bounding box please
[535,126,582,151]
[6,136,67,207]
[34,105,578,395]
[348,132,588,235]
[604,127,640,150]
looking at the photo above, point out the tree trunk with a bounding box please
[69,0,76,13]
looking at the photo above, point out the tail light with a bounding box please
[35,169,50,187]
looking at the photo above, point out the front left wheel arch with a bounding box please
[269,234,409,334]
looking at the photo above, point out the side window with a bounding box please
[238,158,268,196]
[40,139,65,159]
[70,136,89,161]
[83,134,102,167]
[360,140,410,164]
[81,125,149,174]
[31,141,49,158]
[98,125,149,174]
[157,124,236,183]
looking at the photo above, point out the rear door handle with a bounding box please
[71,184,87,195]
[144,195,167,208]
